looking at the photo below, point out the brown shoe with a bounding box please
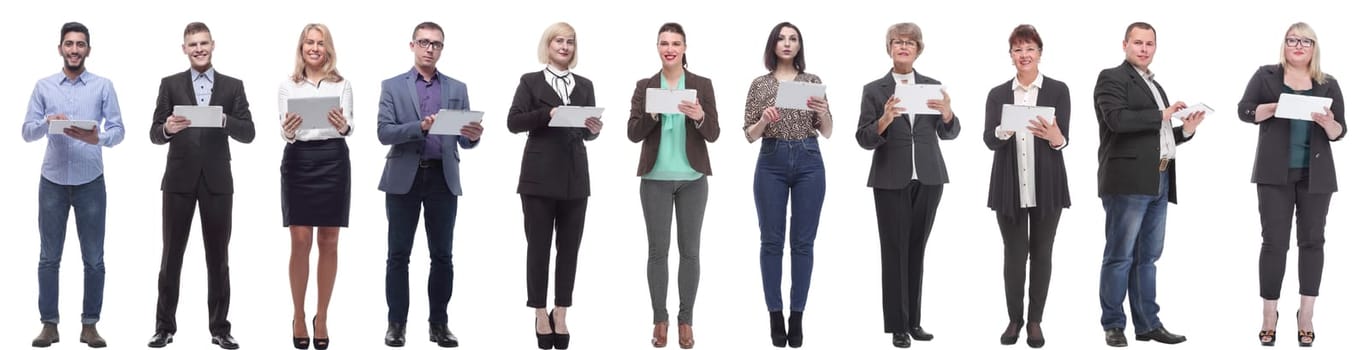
[32,323,60,347]
[678,324,695,349]
[651,322,668,348]
[81,324,108,348]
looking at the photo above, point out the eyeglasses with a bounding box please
[890,39,918,48]
[1285,37,1315,48]
[414,39,445,50]
[1011,46,1039,54]
[62,40,88,49]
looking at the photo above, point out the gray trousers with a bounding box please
[641,177,708,324]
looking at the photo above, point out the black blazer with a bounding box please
[856,70,961,189]
[983,76,1072,212]
[507,70,597,199]
[1093,61,1191,202]
[150,69,256,194]
[1237,64,1345,193]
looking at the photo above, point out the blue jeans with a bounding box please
[754,137,826,312]
[1099,172,1169,333]
[385,166,458,324]
[38,175,106,325]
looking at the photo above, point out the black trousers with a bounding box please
[1258,169,1330,299]
[873,180,943,333]
[522,194,588,308]
[155,174,233,335]
[996,207,1061,324]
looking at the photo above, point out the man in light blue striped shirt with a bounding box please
[20,22,123,349]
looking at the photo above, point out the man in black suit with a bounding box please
[1092,22,1205,348]
[146,22,255,350]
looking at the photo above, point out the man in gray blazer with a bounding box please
[377,21,483,348]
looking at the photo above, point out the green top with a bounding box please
[1283,85,1312,169]
[643,73,704,181]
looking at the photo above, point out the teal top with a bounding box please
[644,73,704,181]
[1283,85,1312,169]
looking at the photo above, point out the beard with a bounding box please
[64,55,85,72]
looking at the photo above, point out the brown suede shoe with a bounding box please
[81,324,107,348]
[32,323,59,347]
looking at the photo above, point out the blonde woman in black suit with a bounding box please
[1238,22,1344,348]
[506,22,602,350]
[981,24,1069,349]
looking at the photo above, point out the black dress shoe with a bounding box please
[891,332,911,348]
[1136,326,1186,344]
[1104,328,1127,347]
[1001,322,1021,345]
[385,322,406,347]
[147,331,174,348]
[769,311,787,347]
[1025,322,1045,348]
[910,327,934,341]
[429,323,460,348]
[211,334,240,349]
[81,324,108,348]
[32,323,59,347]
[786,311,804,348]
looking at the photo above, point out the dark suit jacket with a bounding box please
[627,70,721,176]
[376,70,478,196]
[855,71,961,189]
[507,70,597,199]
[1093,61,1192,202]
[983,76,1072,212]
[1237,64,1345,193]
[150,69,256,194]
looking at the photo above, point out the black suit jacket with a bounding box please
[983,76,1072,212]
[1093,61,1191,202]
[856,71,961,189]
[150,69,256,194]
[507,70,597,199]
[1237,64,1345,193]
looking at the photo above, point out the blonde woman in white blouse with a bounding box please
[278,23,352,350]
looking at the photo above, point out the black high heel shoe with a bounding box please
[769,311,787,347]
[551,308,570,349]
[1297,309,1314,347]
[1259,311,1278,346]
[292,318,309,350]
[312,316,330,350]
[536,310,553,350]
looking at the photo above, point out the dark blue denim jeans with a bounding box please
[1099,172,1169,333]
[38,175,106,325]
[754,137,826,312]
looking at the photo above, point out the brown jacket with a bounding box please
[627,69,721,176]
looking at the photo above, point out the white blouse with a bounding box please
[278,78,353,142]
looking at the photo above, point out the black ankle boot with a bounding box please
[769,311,787,347]
[787,311,804,348]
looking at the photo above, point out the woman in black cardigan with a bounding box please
[1238,22,1344,348]
[981,25,1070,349]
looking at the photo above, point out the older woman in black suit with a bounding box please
[855,22,960,349]
[1238,22,1344,348]
[506,22,603,350]
[981,24,1069,349]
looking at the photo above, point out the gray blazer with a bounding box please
[855,70,961,189]
[376,69,478,196]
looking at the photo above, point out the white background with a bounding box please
[1,0,1362,349]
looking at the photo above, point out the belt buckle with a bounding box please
[1158,158,1170,172]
